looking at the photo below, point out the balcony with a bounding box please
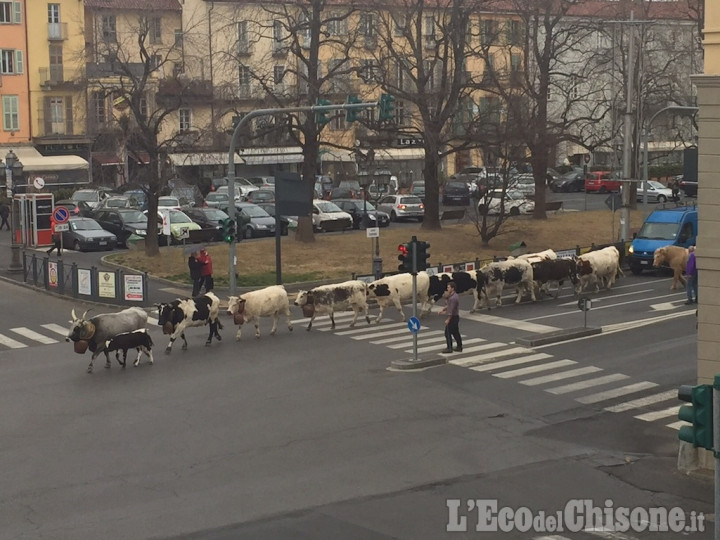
[156,78,213,106]
[86,61,145,79]
[39,66,82,89]
[48,22,68,40]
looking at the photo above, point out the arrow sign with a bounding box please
[651,302,681,311]
[407,316,421,334]
[605,193,622,212]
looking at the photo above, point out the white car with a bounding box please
[477,189,535,216]
[158,196,183,210]
[217,179,258,199]
[635,180,674,203]
[511,173,536,198]
[312,200,352,232]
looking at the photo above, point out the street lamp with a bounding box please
[4,149,23,273]
[642,105,698,218]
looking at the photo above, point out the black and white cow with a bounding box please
[426,271,483,312]
[366,272,431,323]
[155,292,222,353]
[105,329,154,367]
[531,258,578,298]
[66,307,148,373]
[294,280,370,331]
[477,259,536,309]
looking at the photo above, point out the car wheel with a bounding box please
[657,195,667,203]
[599,186,608,194]
[630,264,643,276]
[73,240,82,252]
[245,226,253,239]
[509,207,520,216]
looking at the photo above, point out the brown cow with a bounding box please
[653,245,689,290]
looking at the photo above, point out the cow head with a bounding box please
[66,308,95,342]
[653,247,667,268]
[367,283,390,299]
[155,302,177,335]
[293,290,315,317]
[227,296,247,325]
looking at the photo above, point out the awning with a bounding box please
[21,155,89,172]
[238,146,304,166]
[93,152,122,166]
[319,148,425,162]
[169,152,243,167]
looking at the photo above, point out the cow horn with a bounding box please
[71,308,77,321]
[82,309,90,319]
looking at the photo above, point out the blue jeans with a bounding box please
[686,274,698,302]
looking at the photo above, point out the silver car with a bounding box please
[376,195,425,222]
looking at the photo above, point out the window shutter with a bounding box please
[15,50,23,74]
[43,97,52,134]
[13,1,21,23]
[65,97,73,134]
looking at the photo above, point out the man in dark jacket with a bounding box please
[0,201,9,230]
[188,251,203,297]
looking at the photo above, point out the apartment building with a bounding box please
[0,0,30,145]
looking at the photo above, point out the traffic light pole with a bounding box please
[411,236,418,362]
[226,101,377,294]
[714,376,720,540]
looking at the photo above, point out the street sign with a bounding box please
[605,193,622,212]
[54,223,69,232]
[584,154,591,163]
[33,177,45,190]
[53,206,69,223]
[178,227,190,240]
[577,297,592,311]
[407,316,420,334]
[366,227,379,238]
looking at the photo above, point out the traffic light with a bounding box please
[378,93,395,122]
[315,98,331,126]
[219,217,236,243]
[415,240,431,271]
[346,95,362,123]
[678,384,714,450]
[398,242,412,273]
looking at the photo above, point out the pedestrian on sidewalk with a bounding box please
[188,250,203,297]
[0,200,9,230]
[685,245,698,304]
[197,249,214,293]
[439,281,462,353]
[46,220,62,257]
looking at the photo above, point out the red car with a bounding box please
[585,171,622,193]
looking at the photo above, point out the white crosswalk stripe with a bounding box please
[634,405,680,422]
[494,359,576,378]
[333,322,407,336]
[520,366,603,386]
[409,337,486,354]
[604,390,676,413]
[470,353,553,373]
[450,346,534,367]
[576,381,659,404]
[0,333,27,348]
[386,332,447,349]
[42,323,71,336]
[10,327,58,344]
[546,374,630,395]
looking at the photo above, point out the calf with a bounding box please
[426,271,483,312]
[477,259,536,308]
[294,280,370,331]
[227,285,293,340]
[155,292,222,353]
[366,272,431,323]
[105,329,154,368]
[653,245,688,290]
[575,246,622,293]
[66,306,148,373]
[531,258,578,298]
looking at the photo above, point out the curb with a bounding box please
[390,357,448,370]
[516,326,602,347]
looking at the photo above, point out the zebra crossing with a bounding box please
[0,323,67,349]
[306,311,683,433]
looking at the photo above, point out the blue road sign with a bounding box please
[407,316,421,334]
[53,206,69,223]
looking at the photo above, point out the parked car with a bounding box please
[410,182,426,203]
[184,207,230,241]
[158,196,182,210]
[551,171,586,193]
[585,171,622,193]
[334,199,390,229]
[315,175,334,199]
[216,179,258,199]
[312,200,353,232]
[477,189,535,216]
[248,176,275,190]
[635,180,673,203]
[93,209,148,247]
[442,181,471,206]
[204,192,230,208]
[121,189,148,210]
[243,189,275,204]
[170,185,203,207]
[231,202,276,239]
[71,188,113,209]
[53,199,93,218]
[376,195,424,222]
[145,209,202,243]
[678,175,698,197]
[94,196,134,211]
[62,217,117,252]
[511,174,536,199]
[255,203,296,236]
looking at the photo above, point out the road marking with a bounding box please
[558,289,653,307]
[0,333,27,348]
[408,337,486,354]
[334,322,408,335]
[494,359,577,378]
[469,353,553,372]
[634,405,680,422]
[520,366,603,386]
[148,316,159,326]
[462,310,560,333]
[528,292,680,321]
[576,381,659,404]
[386,332,446,349]
[10,327,58,344]
[665,421,683,430]
[546,373,629,395]
[345,326,418,339]
[650,301,684,311]
[604,390,677,413]
[42,323,70,336]
[450,346,533,367]
[371,332,445,345]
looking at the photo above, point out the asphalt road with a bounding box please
[0,272,711,540]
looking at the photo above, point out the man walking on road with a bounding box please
[439,281,462,353]
[0,200,9,230]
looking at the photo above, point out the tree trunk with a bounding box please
[421,141,441,230]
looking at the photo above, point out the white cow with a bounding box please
[366,272,431,323]
[517,248,557,264]
[227,285,293,340]
[477,259,536,308]
[294,280,370,331]
[575,246,622,293]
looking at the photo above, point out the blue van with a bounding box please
[627,206,698,274]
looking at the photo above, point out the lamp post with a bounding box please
[4,149,23,273]
[642,105,699,219]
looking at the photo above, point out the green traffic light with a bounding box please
[678,384,714,450]
[316,98,331,126]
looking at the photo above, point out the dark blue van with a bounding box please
[627,206,698,274]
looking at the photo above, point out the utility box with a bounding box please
[14,193,54,246]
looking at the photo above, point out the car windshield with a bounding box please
[73,191,98,202]
[447,182,465,189]
[106,198,128,207]
[400,197,422,205]
[120,210,146,222]
[242,205,271,218]
[506,191,525,200]
[316,201,343,213]
[637,222,680,240]
[237,178,255,187]
[411,186,425,193]
[251,191,273,198]
[207,193,227,201]
[203,209,228,221]
[168,210,192,224]
[71,219,102,231]
[647,181,666,190]
[159,197,180,206]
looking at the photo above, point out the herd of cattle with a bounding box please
[65,245,627,373]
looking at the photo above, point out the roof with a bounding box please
[85,0,182,11]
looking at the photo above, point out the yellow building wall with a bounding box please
[0,0,30,143]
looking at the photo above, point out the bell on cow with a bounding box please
[163,322,174,335]
[74,339,89,354]
[301,304,315,318]
[233,312,245,325]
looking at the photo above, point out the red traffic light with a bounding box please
[398,243,409,256]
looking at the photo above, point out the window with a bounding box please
[298,13,310,47]
[239,65,251,95]
[91,91,106,126]
[47,3,59,23]
[0,49,22,74]
[139,95,148,120]
[393,14,407,36]
[331,112,345,131]
[480,19,496,46]
[0,1,21,24]
[273,65,285,85]
[179,108,191,131]
[2,95,19,131]
[49,97,64,130]
[49,44,63,81]
[507,19,521,45]
[325,15,345,36]
[102,15,116,41]
[359,13,374,37]
[359,59,378,82]
[150,16,162,44]
[570,75,580,100]
[174,29,183,48]
[273,20,285,53]
[424,60,436,91]
[237,21,249,54]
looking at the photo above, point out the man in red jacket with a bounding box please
[197,249,214,293]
